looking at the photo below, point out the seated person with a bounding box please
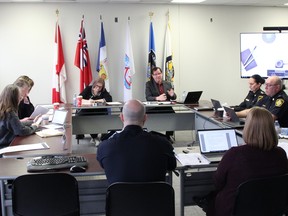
[14,76,35,121]
[76,77,112,142]
[234,74,266,111]
[202,107,288,216]
[97,99,177,185]
[236,75,288,127]
[0,84,39,148]
[145,67,177,142]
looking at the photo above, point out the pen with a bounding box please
[197,157,202,163]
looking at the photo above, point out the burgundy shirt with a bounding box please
[211,144,288,216]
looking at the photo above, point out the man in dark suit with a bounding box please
[145,67,177,142]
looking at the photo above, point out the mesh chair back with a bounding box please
[106,181,175,216]
[233,174,288,216]
[12,173,80,216]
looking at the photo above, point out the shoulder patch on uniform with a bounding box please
[257,95,264,101]
[275,99,284,107]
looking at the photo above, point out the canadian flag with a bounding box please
[52,21,67,103]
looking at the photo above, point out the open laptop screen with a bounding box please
[198,128,238,154]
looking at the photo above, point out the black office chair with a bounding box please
[106,181,175,216]
[12,173,80,216]
[232,173,288,216]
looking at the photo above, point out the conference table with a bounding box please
[0,101,246,216]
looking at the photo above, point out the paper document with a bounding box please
[176,153,211,166]
[36,129,64,138]
[30,105,49,119]
[106,102,122,105]
[0,142,49,154]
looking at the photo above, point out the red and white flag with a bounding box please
[52,21,67,103]
[74,17,92,92]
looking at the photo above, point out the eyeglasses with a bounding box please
[95,84,103,89]
[152,72,162,76]
[265,83,278,88]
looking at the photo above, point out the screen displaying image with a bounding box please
[240,32,288,79]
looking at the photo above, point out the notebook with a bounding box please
[198,128,238,162]
[177,91,203,104]
[42,110,68,130]
[222,106,245,128]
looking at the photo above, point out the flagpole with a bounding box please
[149,12,153,21]
[56,9,60,102]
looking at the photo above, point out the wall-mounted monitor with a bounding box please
[240,32,288,79]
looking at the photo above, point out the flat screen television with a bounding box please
[240,32,288,79]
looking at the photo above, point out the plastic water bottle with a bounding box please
[275,120,281,134]
[73,93,77,107]
[182,91,187,101]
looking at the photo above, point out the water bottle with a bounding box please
[73,93,77,107]
[275,120,281,134]
[182,91,187,101]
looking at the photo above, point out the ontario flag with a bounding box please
[163,19,174,85]
[74,17,92,92]
[123,19,135,102]
[96,21,110,91]
[147,21,156,81]
[52,21,67,103]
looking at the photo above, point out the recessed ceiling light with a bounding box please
[171,0,206,3]
[284,3,288,6]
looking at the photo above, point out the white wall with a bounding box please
[1,3,288,105]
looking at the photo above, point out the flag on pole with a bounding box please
[74,16,92,92]
[96,21,110,91]
[163,19,174,85]
[52,21,67,103]
[147,21,156,80]
[123,19,135,102]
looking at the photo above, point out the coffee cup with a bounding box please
[77,96,83,107]
[53,102,60,110]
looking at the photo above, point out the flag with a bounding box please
[52,21,67,103]
[123,20,135,102]
[74,17,92,92]
[147,21,156,80]
[96,21,110,91]
[163,20,174,85]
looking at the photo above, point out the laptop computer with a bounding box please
[42,110,68,129]
[177,91,203,104]
[222,106,245,128]
[211,99,222,110]
[198,128,238,162]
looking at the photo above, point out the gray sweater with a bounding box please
[0,111,37,147]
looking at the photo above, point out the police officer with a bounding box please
[234,74,266,111]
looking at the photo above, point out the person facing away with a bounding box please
[14,75,35,120]
[234,74,266,112]
[145,66,177,142]
[0,84,39,148]
[96,99,177,184]
[236,75,288,127]
[207,107,288,216]
[76,77,112,141]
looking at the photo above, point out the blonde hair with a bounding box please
[243,107,278,150]
[0,84,20,120]
[15,75,34,90]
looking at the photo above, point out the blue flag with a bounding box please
[147,21,156,80]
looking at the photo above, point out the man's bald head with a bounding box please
[121,100,146,127]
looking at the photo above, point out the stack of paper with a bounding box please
[0,142,49,154]
[36,129,63,138]
[176,153,211,166]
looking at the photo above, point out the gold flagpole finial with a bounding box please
[56,9,59,16]
[100,15,102,20]
[149,12,154,20]
[82,14,84,19]
[128,16,130,21]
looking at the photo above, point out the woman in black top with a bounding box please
[76,77,112,141]
[234,74,266,111]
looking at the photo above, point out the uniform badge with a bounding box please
[257,95,263,101]
[275,99,284,107]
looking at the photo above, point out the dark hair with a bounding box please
[251,74,265,84]
[0,84,20,120]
